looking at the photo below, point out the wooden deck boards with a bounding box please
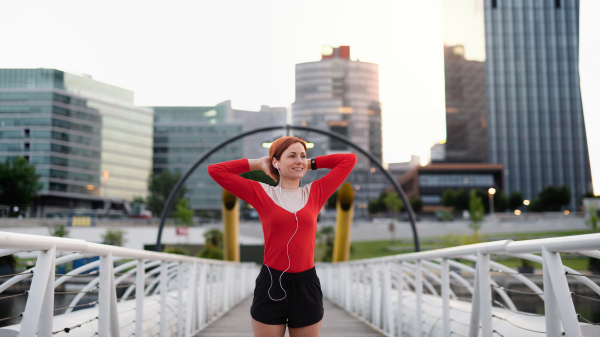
[195,297,384,337]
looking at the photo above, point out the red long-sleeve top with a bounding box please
[207,153,357,272]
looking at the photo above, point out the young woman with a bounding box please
[208,136,356,337]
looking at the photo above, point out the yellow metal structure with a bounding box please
[222,189,240,262]
[332,182,355,262]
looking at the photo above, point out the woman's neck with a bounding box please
[279,177,300,190]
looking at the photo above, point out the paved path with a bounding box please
[196,296,383,337]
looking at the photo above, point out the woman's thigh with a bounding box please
[251,317,286,337]
[288,319,322,337]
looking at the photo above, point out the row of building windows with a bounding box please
[419,174,495,187]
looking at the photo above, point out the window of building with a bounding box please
[418,174,494,187]
[421,195,442,205]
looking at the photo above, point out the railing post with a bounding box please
[397,263,404,337]
[37,246,56,337]
[477,252,492,337]
[98,253,112,337]
[109,265,120,337]
[345,266,352,311]
[370,264,379,326]
[185,263,197,337]
[198,263,207,327]
[135,259,145,337]
[223,266,229,311]
[415,260,423,337]
[327,266,333,299]
[542,253,562,336]
[382,262,395,335]
[160,261,168,337]
[177,262,184,337]
[542,247,582,337]
[441,258,451,337]
[19,245,56,337]
[468,266,480,337]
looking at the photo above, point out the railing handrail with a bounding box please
[0,231,241,264]
[329,233,600,265]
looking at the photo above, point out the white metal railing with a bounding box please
[0,231,258,337]
[316,233,600,337]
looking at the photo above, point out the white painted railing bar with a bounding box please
[0,231,258,337]
[317,233,600,337]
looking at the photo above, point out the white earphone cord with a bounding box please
[265,164,299,301]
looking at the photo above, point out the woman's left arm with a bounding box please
[312,153,357,206]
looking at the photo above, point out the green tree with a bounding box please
[316,226,335,262]
[101,228,127,246]
[197,229,224,260]
[528,186,571,212]
[0,157,41,216]
[173,198,194,227]
[508,192,524,210]
[132,195,145,204]
[409,196,423,213]
[163,246,189,256]
[586,206,598,232]
[495,191,509,212]
[240,170,277,186]
[49,224,70,238]
[469,190,484,232]
[382,192,403,214]
[441,190,456,208]
[326,190,338,210]
[441,189,469,212]
[146,170,187,217]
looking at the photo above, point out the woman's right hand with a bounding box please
[248,157,278,182]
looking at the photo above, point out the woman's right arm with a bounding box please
[207,157,276,208]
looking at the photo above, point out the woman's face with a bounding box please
[273,142,307,180]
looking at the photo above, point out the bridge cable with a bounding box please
[0,291,27,300]
[491,314,545,334]
[52,316,98,335]
[491,285,544,295]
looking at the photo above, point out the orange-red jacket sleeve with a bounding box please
[312,153,357,207]
[207,159,262,209]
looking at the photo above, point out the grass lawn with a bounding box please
[323,229,597,271]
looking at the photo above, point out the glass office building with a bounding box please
[0,68,153,216]
[152,102,243,211]
[484,0,593,208]
[442,0,488,163]
[291,46,382,164]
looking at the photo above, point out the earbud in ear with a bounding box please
[276,163,279,169]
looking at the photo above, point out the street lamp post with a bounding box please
[488,188,496,220]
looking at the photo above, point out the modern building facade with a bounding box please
[443,45,487,163]
[484,0,593,208]
[441,0,487,164]
[232,105,287,160]
[152,101,287,212]
[152,102,243,211]
[0,68,153,217]
[399,163,504,212]
[291,46,382,164]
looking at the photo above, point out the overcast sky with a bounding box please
[1,0,598,194]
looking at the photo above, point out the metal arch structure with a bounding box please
[155,125,421,252]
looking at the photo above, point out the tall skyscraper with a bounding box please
[291,46,382,163]
[444,45,487,163]
[442,0,488,163]
[0,68,154,216]
[484,0,592,208]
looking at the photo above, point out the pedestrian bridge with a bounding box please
[0,232,599,337]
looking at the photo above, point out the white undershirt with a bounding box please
[259,183,312,213]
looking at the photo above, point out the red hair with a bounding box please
[269,136,307,178]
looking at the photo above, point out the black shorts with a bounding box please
[250,265,324,328]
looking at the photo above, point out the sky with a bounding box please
[1,0,598,194]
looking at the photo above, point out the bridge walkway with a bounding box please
[195,297,384,336]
